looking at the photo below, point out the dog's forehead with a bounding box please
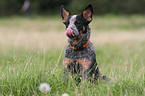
[69,15,77,22]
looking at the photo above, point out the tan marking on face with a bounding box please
[71,38,82,45]
[63,58,73,68]
[83,26,85,32]
[71,31,84,45]
[77,58,92,72]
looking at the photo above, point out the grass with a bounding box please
[0,15,145,96]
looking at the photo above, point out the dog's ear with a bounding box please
[61,5,71,23]
[81,4,93,24]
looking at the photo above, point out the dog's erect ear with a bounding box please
[81,4,93,23]
[61,5,71,23]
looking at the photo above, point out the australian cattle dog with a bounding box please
[61,4,109,83]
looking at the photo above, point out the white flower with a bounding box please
[62,93,69,96]
[39,83,51,93]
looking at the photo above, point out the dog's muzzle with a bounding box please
[65,28,75,38]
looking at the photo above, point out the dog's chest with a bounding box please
[64,42,96,60]
[63,42,96,72]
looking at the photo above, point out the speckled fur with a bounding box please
[63,27,100,82]
[61,4,109,83]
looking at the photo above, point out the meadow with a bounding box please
[0,15,145,96]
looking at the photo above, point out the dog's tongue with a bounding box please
[65,28,74,38]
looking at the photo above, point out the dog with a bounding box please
[61,4,109,83]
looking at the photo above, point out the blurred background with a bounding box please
[0,1,145,95]
[0,0,145,50]
[0,0,145,16]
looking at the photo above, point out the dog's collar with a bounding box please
[69,40,90,50]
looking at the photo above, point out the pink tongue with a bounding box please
[65,28,74,37]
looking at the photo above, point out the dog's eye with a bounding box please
[75,21,81,25]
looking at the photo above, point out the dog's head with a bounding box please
[61,4,93,42]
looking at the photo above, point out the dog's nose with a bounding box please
[65,28,74,38]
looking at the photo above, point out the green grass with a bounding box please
[0,15,145,96]
[0,42,144,96]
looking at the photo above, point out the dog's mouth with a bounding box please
[65,28,80,38]
[65,28,75,38]
[65,28,84,45]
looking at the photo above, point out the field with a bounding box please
[0,15,145,96]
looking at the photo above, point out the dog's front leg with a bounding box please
[83,69,92,82]
[63,68,70,84]
[77,58,92,82]
[63,58,73,83]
